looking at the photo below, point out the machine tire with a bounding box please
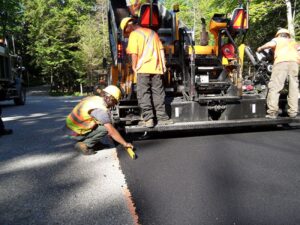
[14,86,26,105]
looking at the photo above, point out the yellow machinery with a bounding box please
[106,0,300,133]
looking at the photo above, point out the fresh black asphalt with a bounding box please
[118,127,300,225]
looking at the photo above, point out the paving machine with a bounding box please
[107,0,300,133]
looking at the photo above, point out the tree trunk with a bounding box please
[286,0,295,39]
[80,83,83,96]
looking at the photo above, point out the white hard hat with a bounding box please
[103,85,122,102]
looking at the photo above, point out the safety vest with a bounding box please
[66,96,108,135]
[126,27,165,74]
[273,37,299,65]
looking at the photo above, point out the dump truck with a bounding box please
[107,0,300,133]
[0,38,26,105]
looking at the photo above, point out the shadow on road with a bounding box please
[0,96,134,225]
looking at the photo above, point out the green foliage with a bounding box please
[164,0,299,47]
[163,0,213,44]
[3,0,299,93]
[21,0,97,92]
[74,17,104,85]
[0,0,23,36]
[0,0,24,55]
[246,1,286,46]
[208,0,299,44]
[294,1,300,40]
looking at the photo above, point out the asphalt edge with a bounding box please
[112,150,140,225]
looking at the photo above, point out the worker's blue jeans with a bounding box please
[71,125,114,149]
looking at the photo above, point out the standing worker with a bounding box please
[65,85,133,155]
[257,28,300,118]
[120,17,173,128]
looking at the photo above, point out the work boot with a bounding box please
[74,142,95,155]
[0,128,13,136]
[138,119,154,128]
[157,119,174,125]
[288,113,298,118]
[265,114,277,119]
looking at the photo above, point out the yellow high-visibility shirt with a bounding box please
[126,27,165,75]
[272,37,299,65]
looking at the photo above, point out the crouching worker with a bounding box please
[65,85,133,155]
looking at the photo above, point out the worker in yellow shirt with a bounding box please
[120,17,173,128]
[257,28,299,118]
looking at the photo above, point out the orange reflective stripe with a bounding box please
[68,115,86,129]
[74,106,86,122]
[68,100,96,129]
[66,96,106,135]
[73,104,83,118]
[69,103,92,128]
[69,112,92,128]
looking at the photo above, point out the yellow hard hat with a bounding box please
[103,85,122,102]
[275,28,290,37]
[120,17,133,31]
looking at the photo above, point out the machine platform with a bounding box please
[124,116,300,133]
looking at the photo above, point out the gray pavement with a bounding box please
[0,94,137,225]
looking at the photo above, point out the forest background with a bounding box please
[0,0,299,93]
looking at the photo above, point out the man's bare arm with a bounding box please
[104,123,133,148]
[257,41,276,52]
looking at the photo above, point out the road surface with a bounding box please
[118,127,300,225]
[0,95,137,225]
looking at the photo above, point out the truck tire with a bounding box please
[14,86,26,105]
